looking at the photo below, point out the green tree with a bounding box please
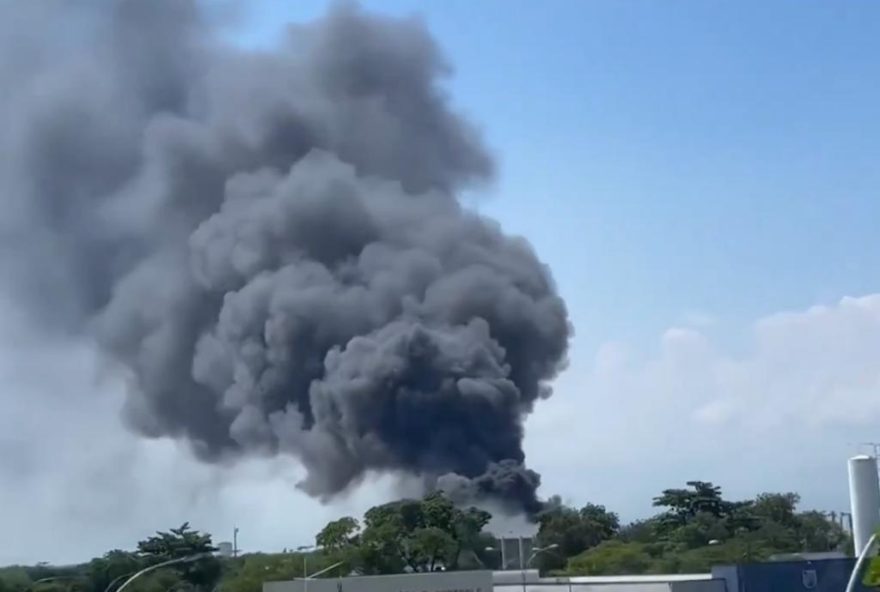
[579,504,621,539]
[137,523,217,560]
[447,505,492,570]
[674,538,763,573]
[0,483,854,586]
[535,501,619,572]
[83,550,141,592]
[750,493,800,528]
[796,511,847,552]
[315,517,360,554]
[617,518,661,544]
[653,481,749,538]
[667,512,729,550]
[654,482,717,528]
[565,541,654,576]
[358,500,413,574]
[0,568,32,592]
[408,528,456,572]
[136,524,220,591]
[319,492,491,575]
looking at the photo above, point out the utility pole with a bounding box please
[858,444,880,488]
[233,527,239,558]
[858,442,880,458]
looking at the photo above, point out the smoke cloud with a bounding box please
[0,0,570,514]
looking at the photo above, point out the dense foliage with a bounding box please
[556,482,849,576]
[0,524,222,592]
[314,491,494,574]
[0,483,853,592]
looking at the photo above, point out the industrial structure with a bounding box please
[849,454,880,556]
[496,536,534,570]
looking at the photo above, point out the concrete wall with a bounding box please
[669,581,727,592]
[265,570,493,592]
[492,570,540,584]
[571,585,668,592]
[565,574,725,592]
[497,586,669,592]
[265,570,726,592]
[267,576,727,592]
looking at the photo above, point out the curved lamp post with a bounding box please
[306,561,346,579]
[115,554,212,592]
[31,576,87,591]
[526,544,559,568]
[468,547,500,569]
[102,572,136,592]
[293,547,345,592]
[33,577,78,585]
[521,544,558,592]
[846,532,878,592]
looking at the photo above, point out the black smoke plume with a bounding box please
[0,0,570,515]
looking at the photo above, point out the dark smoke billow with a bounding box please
[0,1,570,514]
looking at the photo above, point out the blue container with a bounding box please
[712,558,871,591]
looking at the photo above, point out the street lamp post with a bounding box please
[295,546,343,592]
[306,561,346,579]
[846,532,878,592]
[115,554,212,592]
[296,546,314,592]
[522,544,559,592]
[32,576,86,592]
[102,573,136,592]
[527,543,560,567]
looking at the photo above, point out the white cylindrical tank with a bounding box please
[217,541,233,558]
[848,455,880,555]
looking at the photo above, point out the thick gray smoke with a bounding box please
[0,0,569,514]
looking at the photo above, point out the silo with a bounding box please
[848,455,880,555]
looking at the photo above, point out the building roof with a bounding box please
[566,573,715,583]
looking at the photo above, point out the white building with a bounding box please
[264,570,726,592]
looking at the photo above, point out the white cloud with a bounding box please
[525,294,880,522]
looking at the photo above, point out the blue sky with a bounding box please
[232,0,880,353]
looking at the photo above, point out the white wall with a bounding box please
[495,586,669,592]
[495,581,725,592]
